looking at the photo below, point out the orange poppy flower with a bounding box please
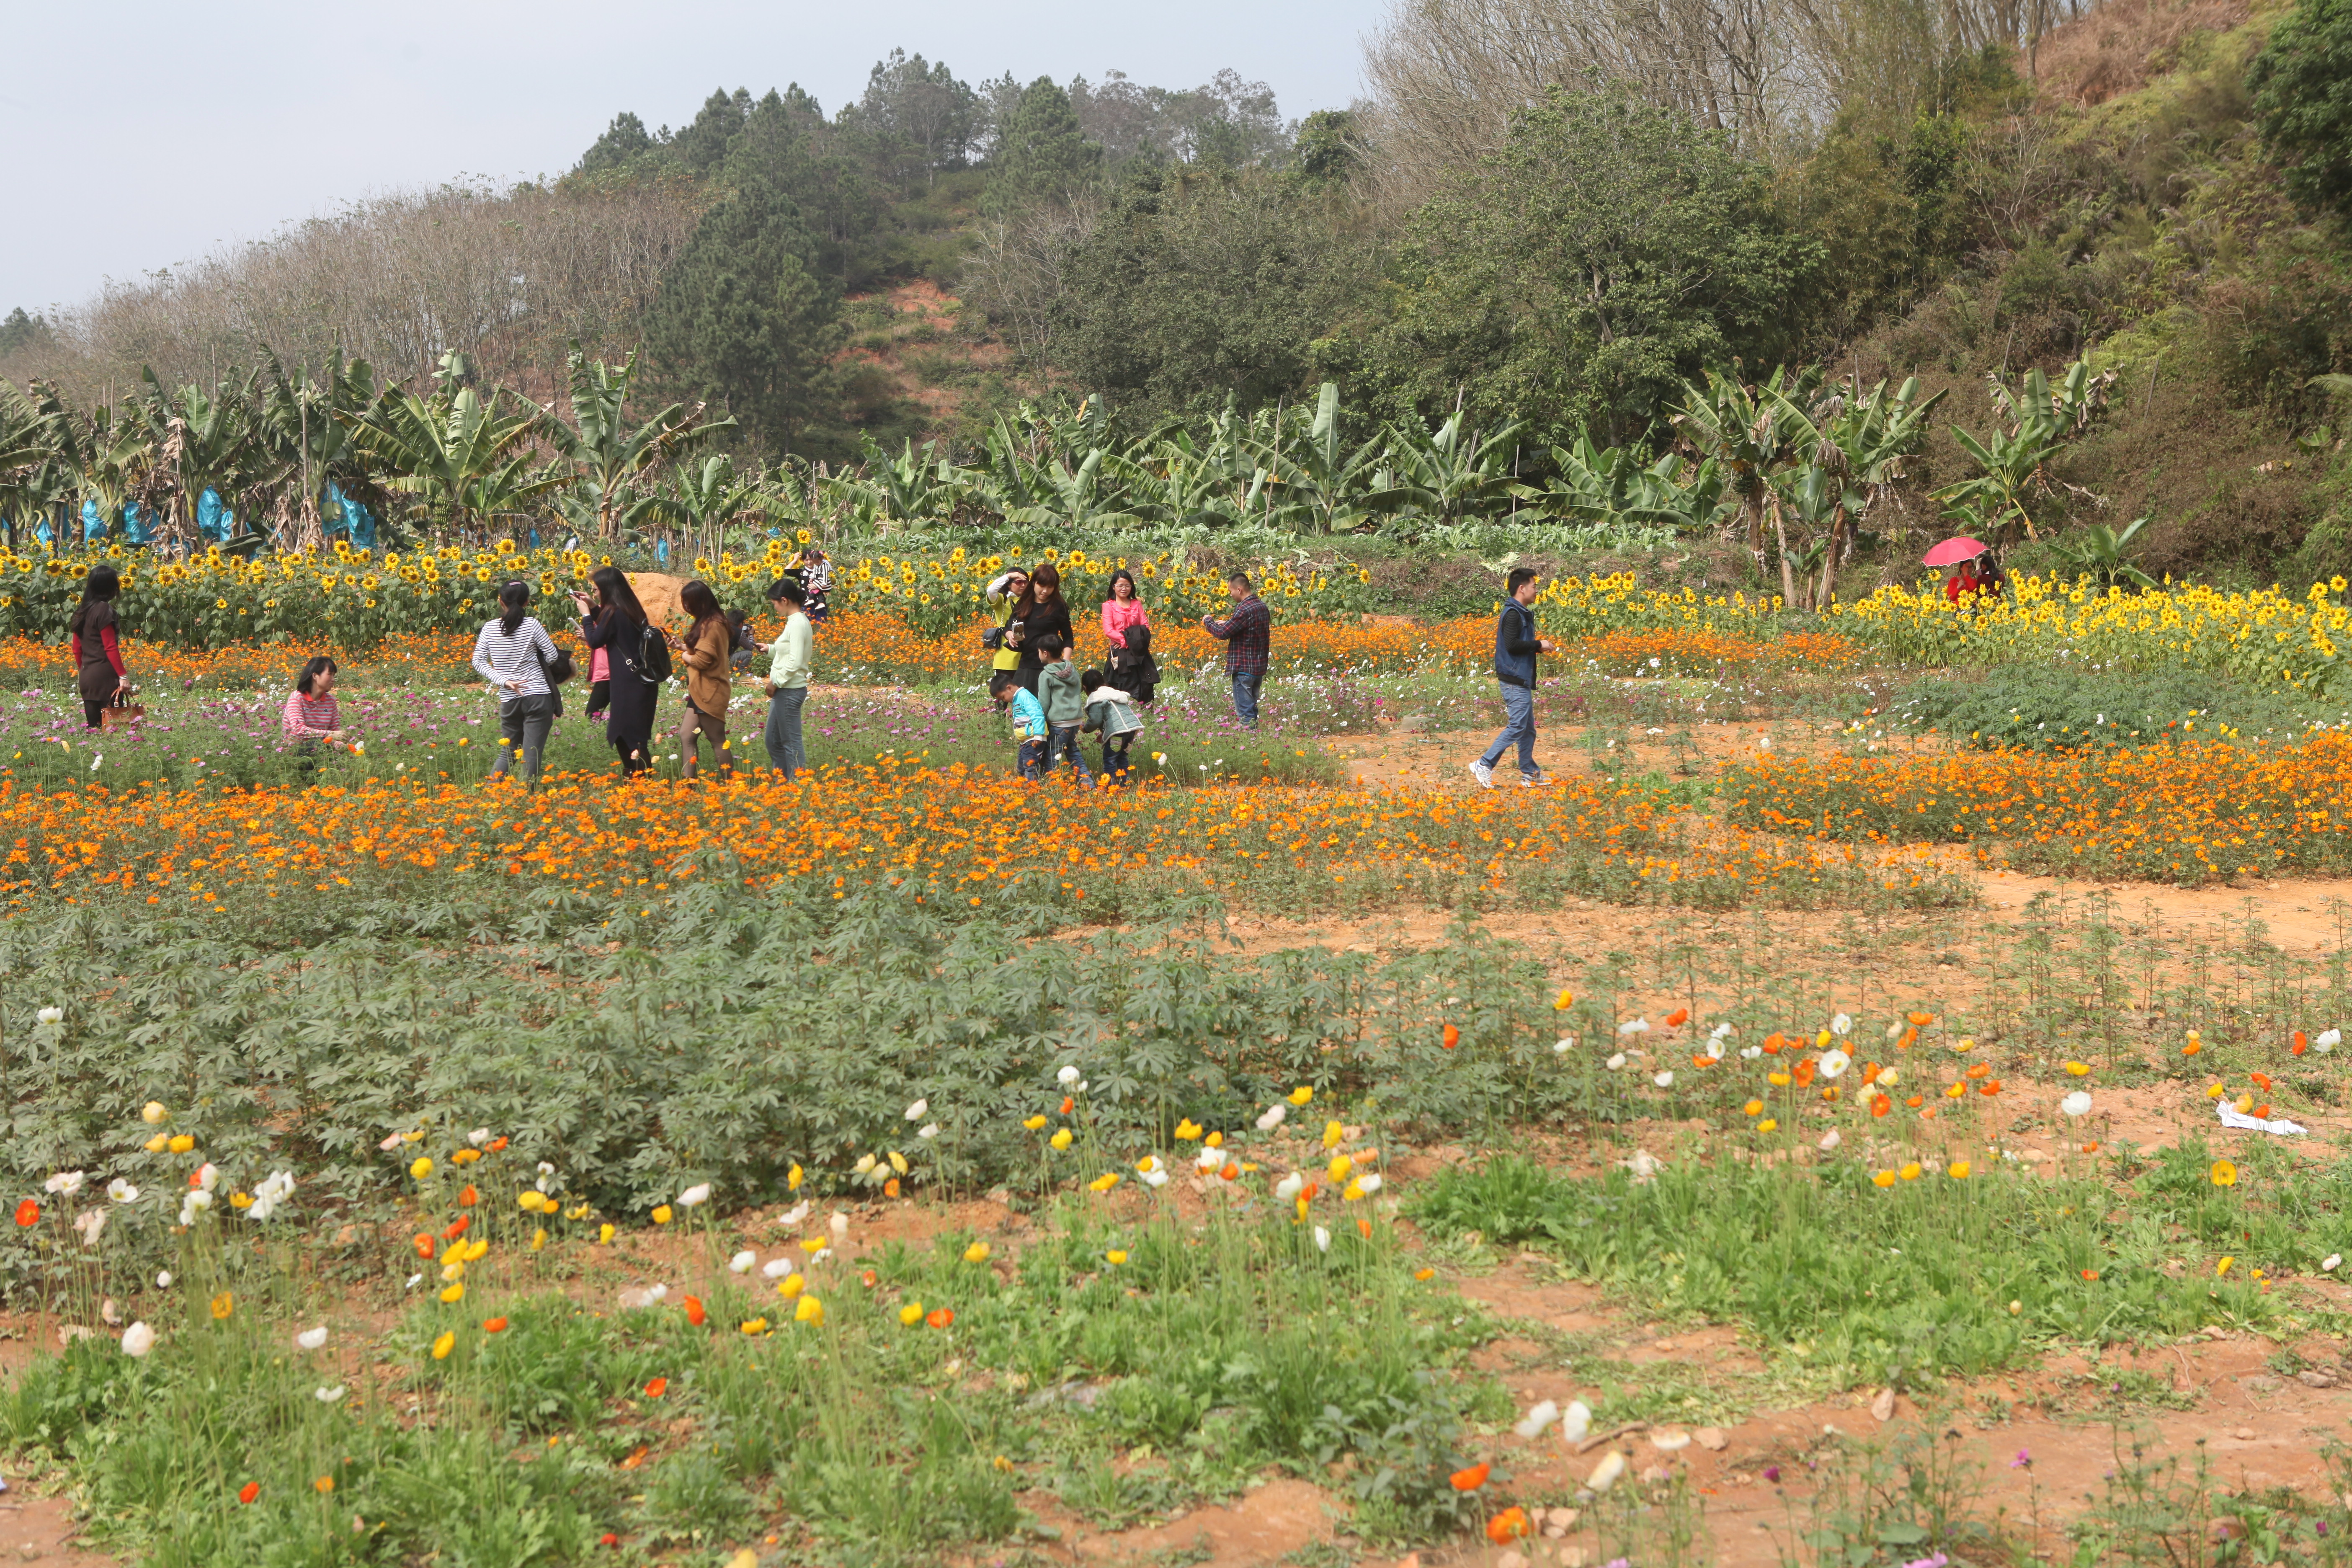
[487,1136,508,1153]
[1762,1034,1785,1055]
[1906,1011,1932,1027]
[1964,1062,1989,1080]
[2251,1073,2272,1091]
[238,1482,260,1505]
[1450,1462,1491,1492]
[1978,1080,2002,1096]
[13,1200,36,1228]
[1357,1217,1372,1239]
[457,1185,479,1208]
[1870,1094,1892,1118]
[683,1296,706,1326]
[1664,1008,1689,1027]
[926,1307,954,1329]
[1060,1096,1074,1116]
[1442,1023,1460,1049]
[884,1178,901,1199]
[1906,1095,1923,1108]
[2294,1032,2310,1055]
[442,1215,470,1241]
[644,1377,667,1399]
[412,1233,435,1259]
[2081,1269,2099,1281]
[1488,1507,1531,1543]
[1220,1162,1240,1181]
[483,1316,509,1333]
[1793,1059,1818,1088]
[860,1269,879,1289]
[1861,1062,1881,1084]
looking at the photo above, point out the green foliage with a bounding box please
[985,79,1102,214]
[1890,665,2317,751]
[2049,516,2160,589]
[2249,0,2352,219]
[1370,80,1821,449]
[641,174,844,457]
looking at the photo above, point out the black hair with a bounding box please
[1081,669,1104,693]
[67,564,120,639]
[1227,569,1253,590]
[1506,566,1539,596]
[768,578,806,606]
[988,670,1019,697]
[679,579,722,649]
[1106,568,1140,603]
[294,655,338,695]
[1034,633,1066,660]
[590,565,645,623]
[497,579,531,635]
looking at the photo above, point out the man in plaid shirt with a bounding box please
[1202,569,1272,727]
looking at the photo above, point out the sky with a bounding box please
[1,0,1376,318]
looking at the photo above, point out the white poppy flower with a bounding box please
[2060,1091,2092,1118]
[1819,1130,1841,1151]
[1588,1451,1628,1493]
[1274,1173,1305,1202]
[404,1273,422,1290]
[1818,1050,1850,1079]
[2321,1029,2341,1052]
[1652,1071,1675,1088]
[779,1200,812,1228]
[1740,1045,1764,1060]
[178,1190,212,1226]
[35,1007,62,1025]
[106,1179,137,1204]
[1885,1021,1905,1041]
[315,1385,346,1404]
[1514,1400,1561,1439]
[904,1099,928,1122]
[377,1133,404,1152]
[679,1184,712,1209]
[1255,1104,1288,1132]
[829,1212,850,1240]
[1617,1018,1650,1037]
[1357,1173,1382,1194]
[729,1251,756,1274]
[763,1258,795,1279]
[296,1326,328,1351]
[1057,1065,1081,1086]
[2326,1255,2342,1271]
[1651,1431,1692,1452]
[646,1284,668,1302]
[853,1154,877,1175]
[918,1124,939,1140]
[73,1210,106,1246]
[155,1271,172,1289]
[194,1163,219,1193]
[1554,1036,1576,1055]
[44,1171,84,1197]
[121,1322,155,1358]
[1606,1053,1627,1070]
[1141,1168,1169,1189]
[1559,1400,1593,1443]
[1830,1013,1853,1036]
[1312,1226,1331,1253]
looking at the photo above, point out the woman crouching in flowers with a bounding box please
[281,656,348,775]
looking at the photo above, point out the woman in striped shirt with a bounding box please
[470,581,562,787]
[282,658,344,771]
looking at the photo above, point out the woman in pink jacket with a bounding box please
[1100,570,1149,651]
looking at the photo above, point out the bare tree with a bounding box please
[959,199,1104,373]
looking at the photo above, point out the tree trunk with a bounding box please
[1772,497,1799,609]
[1817,506,1846,608]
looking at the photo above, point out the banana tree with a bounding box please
[854,437,961,523]
[1671,366,1823,571]
[2049,516,2158,589]
[635,454,799,561]
[1764,375,1945,606]
[255,349,381,549]
[1257,382,1382,534]
[130,366,256,549]
[1106,423,1267,529]
[1001,446,1144,530]
[1362,411,1527,524]
[1512,437,1730,531]
[1932,360,2112,546]
[353,383,552,534]
[526,345,735,541]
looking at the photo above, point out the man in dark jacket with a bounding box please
[1203,570,1272,727]
[1470,567,1555,787]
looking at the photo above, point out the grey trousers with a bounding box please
[765,686,808,776]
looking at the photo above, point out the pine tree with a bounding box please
[985,78,1102,213]
[574,112,661,178]
[642,175,842,455]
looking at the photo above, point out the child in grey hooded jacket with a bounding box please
[1081,669,1143,783]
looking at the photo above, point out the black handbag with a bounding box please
[533,642,572,719]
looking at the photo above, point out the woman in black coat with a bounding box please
[573,567,658,776]
[1009,561,1073,697]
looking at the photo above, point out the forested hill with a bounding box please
[5,0,2352,580]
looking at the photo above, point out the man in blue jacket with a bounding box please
[1470,567,1556,788]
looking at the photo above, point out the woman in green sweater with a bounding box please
[763,578,814,776]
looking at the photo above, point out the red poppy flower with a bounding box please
[643,1377,666,1399]
[13,1200,36,1228]
[1450,1462,1491,1492]
[926,1307,954,1329]
[238,1481,260,1505]
[1442,1023,1460,1050]
[683,1296,706,1326]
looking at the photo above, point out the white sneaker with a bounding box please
[1519,771,1547,787]
[1469,760,1496,789]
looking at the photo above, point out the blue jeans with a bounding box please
[1098,731,1134,782]
[764,686,807,777]
[1480,682,1537,776]
[1016,737,1047,779]
[1230,667,1264,727]
[1046,725,1092,779]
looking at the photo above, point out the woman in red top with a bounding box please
[67,565,127,728]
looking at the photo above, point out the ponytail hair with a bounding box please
[497,579,530,636]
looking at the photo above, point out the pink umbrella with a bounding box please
[1922,536,1989,568]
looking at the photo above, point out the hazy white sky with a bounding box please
[2,0,1375,316]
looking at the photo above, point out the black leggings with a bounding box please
[83,700,106,729]
[611,730,652,776]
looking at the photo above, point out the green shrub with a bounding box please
[1891,665,2326,750]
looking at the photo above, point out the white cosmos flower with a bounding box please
[1818,1050,1851,1079]
[729,1250,756,1274]
[1514,1399,1561,1439]
[1652,1071,1675,1088]
[1255,1104,1288,1132]
[904,1099,928,1122]
[918,1124,939,1140]
[2060,1091,2092,1118]
[1312,1226,1331,1253]
[35,1007,62,1025]
[679,1184,712,1209]
[1559,1399,1593,1443]
[44,1171,84,1197]
[121,1322,155,1358]
[315,1385,346,1404]
[1605,1053,1627,1071]
[1819,1130,1841,1151]
[1617,1018,1650,1037]
[1357,1173,1382,1194]
[106,1179,137,1204]
[1830,1013,1853,1036]
[1057,1065,1081,1086]
[296,1327,328,1351]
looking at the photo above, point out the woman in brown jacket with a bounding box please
[673,579,734,779]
